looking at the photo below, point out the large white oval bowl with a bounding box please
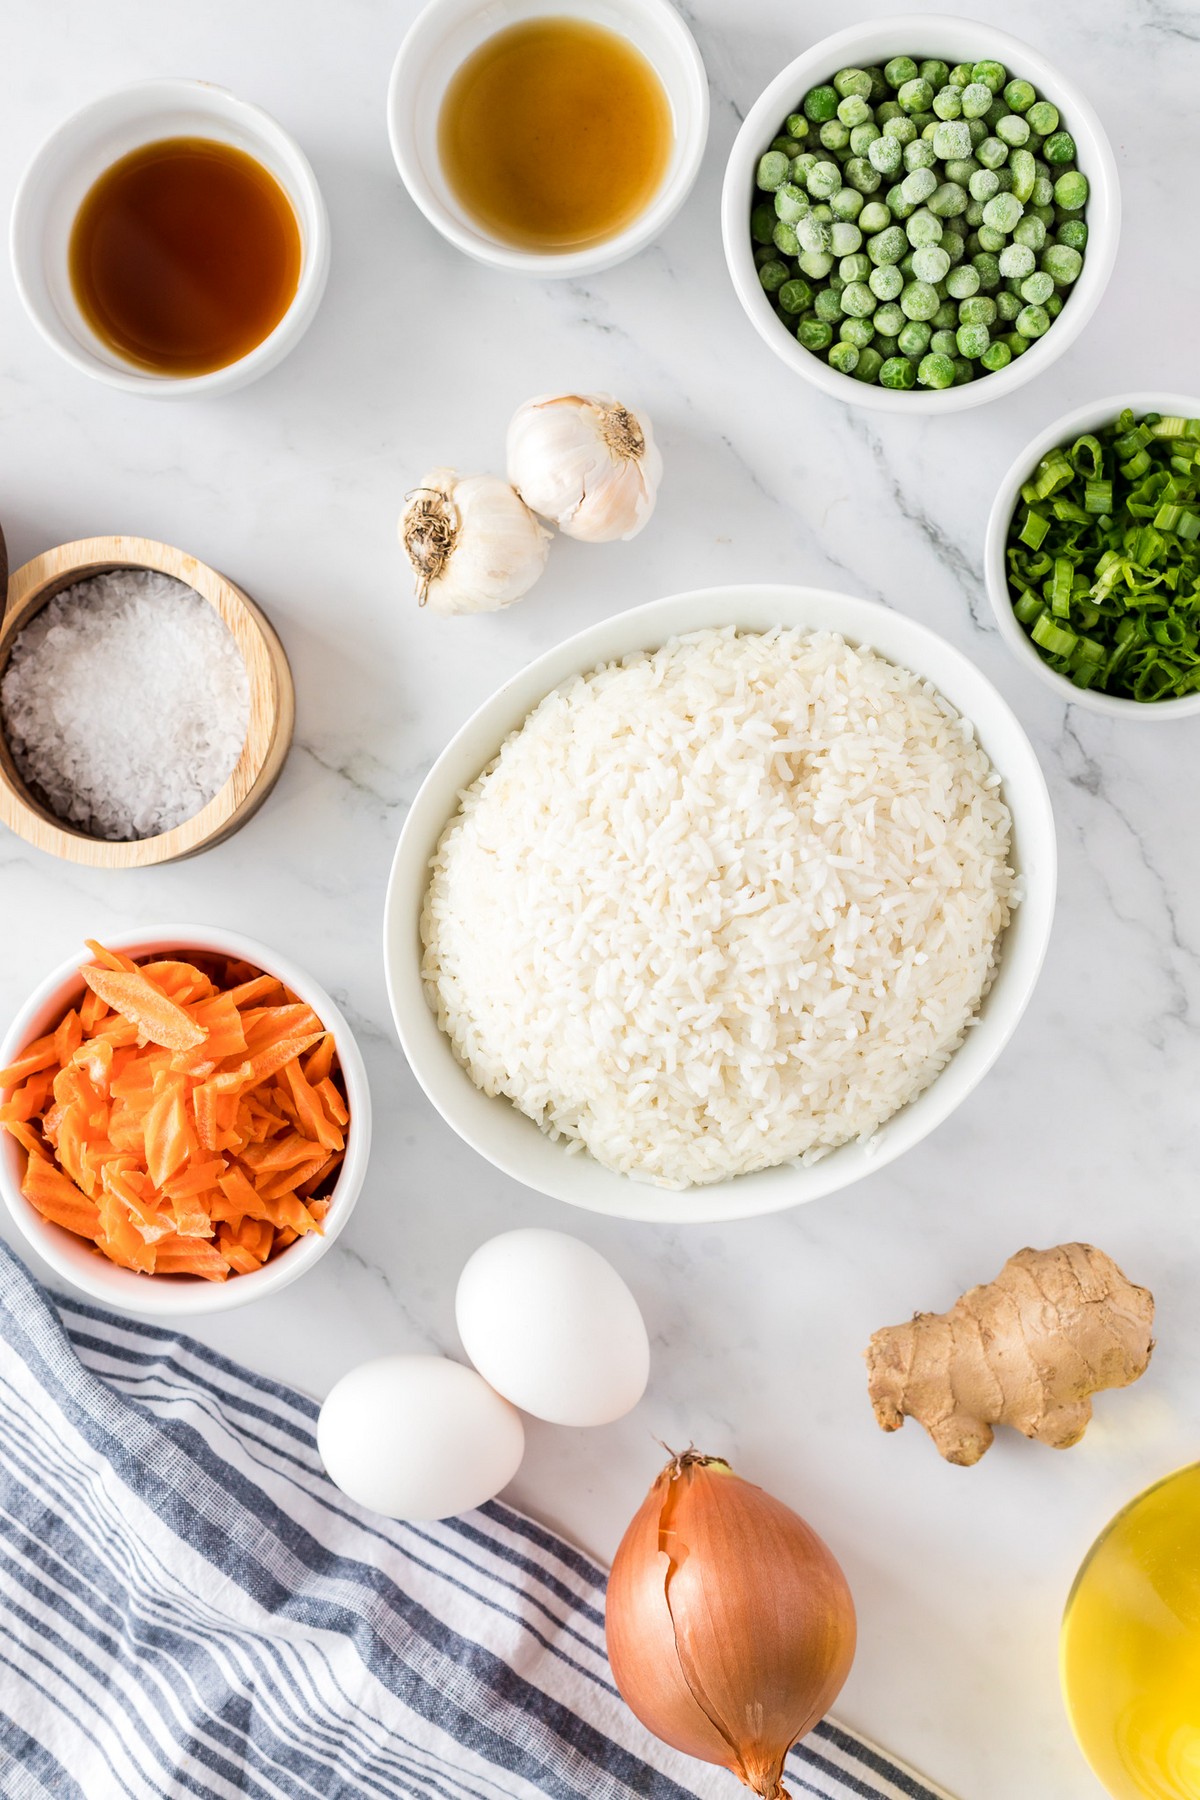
[384,586,1057,1223]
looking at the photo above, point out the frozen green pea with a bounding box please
[903,138,937,170]
[850,123,881,155]
[1002,77,1035,113]
[837,94,873,128]
[797,213,831,252]
[897,318,932,356]
[952,357,975,383]
[883,114,917,144]
[772,221,800,255]
[884,55,918,88]
[753,244,776,267]
[982,192,1023,232]
[976,136,1009,170]
[876,334,902,359]
[771,137,801,157]
[820,119,851,152]
[806,160,842,198]
[956,320,990,357]
[757,150,790,190]
[940,229,966,264]
[912,244,951,283]
[869,265,904,301]
[928,181,969,217]
[996,113,1029,147]
[858,201,892,233]
[898,249,916,278]
[1009,148,1037,203]
[1016,302,1049,337]
[944,157,979,185]
[785,113,809,140]
[947,63,972,87]
[959,294,996,325]
[757,258,789,291]
[813,286,843,321]
[830,186,865,221]
[840,315,875,346]
[933,84,964,120]
[1042,242,1083,284]
[864,66,889,102]
[930,327,959,356]
[1055,170,1088,210]
[868,224,908,264]
[1026,100,1059,136]
[1031,173,1054,207]
[975,226,1003,251]
[831,222,864,256]
[972,250,1001,289]
[959,81,992,119]
[853,346,884,382]
[969,167,1000,203]
[898,77,934,113]
[1030,202,1056,226]
[844,157,881,193]
[841,284,877,320]
[799,248,834,278]
[972,60,1007,91]
[920,59,950,88]
[880,354,916,388]
[1000,330,1029,356]
[917,350,956,388]
[945,262,980,298]
[900,279,939,320]
[966,116,989,147]
[965,197,986,227]
[828,340,859,374]
[998,242,1035,278]
[834,67,873,99]
[751,201,777,242]
[777,277,813,313]
[1046,291,1064,317]
[797,316,833,351]
[995,288,1022,320]
[886,182,916,219]
[873,300,905,336]
[905,207,942,247]
[868,135,903,176]
[980,339,1012,370]
[1020,270,1054,305]
[1043,130,1076,164]
[838,250,871,281]
[876,99,902,123]
[774,183,810,224]
[1057,217,1088,250]
[900,165,938,206]
[804,85,839,122]
[791,151,818,182]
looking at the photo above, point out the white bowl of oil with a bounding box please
[387,0,709,277]
[10,79,330,398]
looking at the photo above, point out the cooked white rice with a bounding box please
[421,628,1015,1190]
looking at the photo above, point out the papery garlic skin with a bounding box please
[507,393,662,543]
[401,467,551,616]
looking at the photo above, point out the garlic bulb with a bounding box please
[401,468,551,616]
[507,393,662,543]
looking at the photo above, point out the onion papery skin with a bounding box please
[604,1453,856,1798]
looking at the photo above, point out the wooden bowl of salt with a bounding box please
[0,535,294,868]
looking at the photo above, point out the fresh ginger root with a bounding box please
[866,1244,1154,1467]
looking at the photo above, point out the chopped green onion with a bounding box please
[1085,479,1113,514]
[1032,612,1078,656]
[1019,509,1050,549]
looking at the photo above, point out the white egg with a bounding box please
[455,1229,650,1427]
[316,1355,524,1521]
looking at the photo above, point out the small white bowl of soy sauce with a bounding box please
[387,0,709,278]
[10,79,330,398]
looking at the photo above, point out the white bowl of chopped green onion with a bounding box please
[721,15,1119,410]
[986,394,1200,716]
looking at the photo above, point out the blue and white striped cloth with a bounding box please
[0,1240,951,1800]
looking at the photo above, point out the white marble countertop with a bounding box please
[3,3,1199,1796]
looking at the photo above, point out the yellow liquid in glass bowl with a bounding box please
[1061,1465,1200,1799]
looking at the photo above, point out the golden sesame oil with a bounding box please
[437,16,672,253]
[1061,1464,1200,1798]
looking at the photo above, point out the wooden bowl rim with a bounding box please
[0,534,288,868]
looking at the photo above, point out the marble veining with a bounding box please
[3,4,1199,1797]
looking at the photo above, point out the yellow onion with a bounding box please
[605,1450,856,1798]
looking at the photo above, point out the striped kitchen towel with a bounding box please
[0,1239,951,1800]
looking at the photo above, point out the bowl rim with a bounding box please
[719,11,1121,414]
[9,77,331,398]
[984,391,1200,719]
[383,581,1057,1224]
[0,925,372,1315]
[0,535,296,866]
[386,0,710,278]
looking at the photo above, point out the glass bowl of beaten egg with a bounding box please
[387,0,709,277]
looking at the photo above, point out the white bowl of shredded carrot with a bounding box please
[0,927,371,1315]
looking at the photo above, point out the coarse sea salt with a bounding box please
[0,569,251,841]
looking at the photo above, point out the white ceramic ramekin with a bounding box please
[0,927,371,1316]
[384,583,1057,1226]
[10,81,330,399]
[986,392,1200,719]
[387,0,709,278]
[721,14,1120,413]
